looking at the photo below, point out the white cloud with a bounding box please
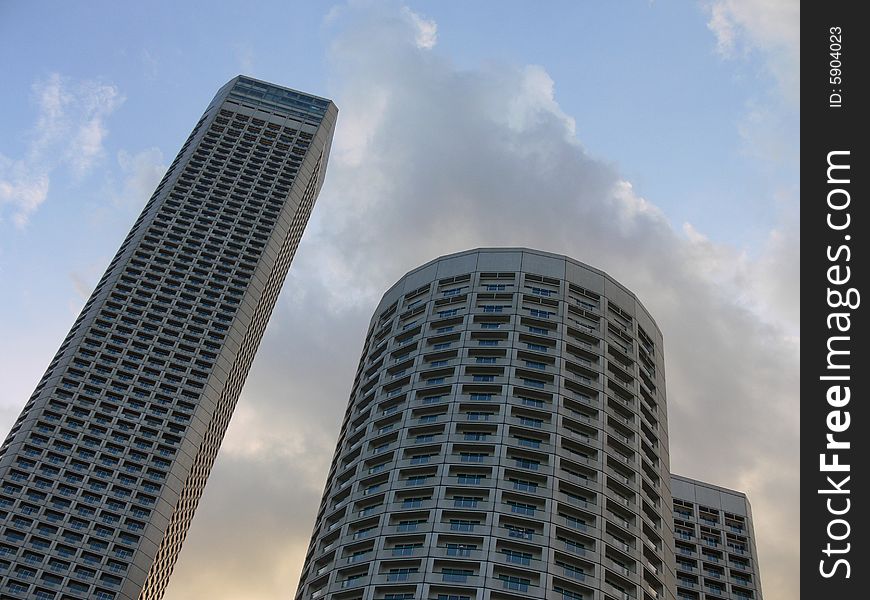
[166,4,799,600]
[506,65,577,138]
[64,78,124,175]
[67,118,109,175]
[113,147,167,208]
[698,0,800,339]
[704,0,799,105]
[0,156,50,228]
[331,85,390,167]
[705,0,799,58]
[402,6,437,49]
[707,1,739,55]
[0,73,123,227]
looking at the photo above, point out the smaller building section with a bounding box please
[670,475,763,600]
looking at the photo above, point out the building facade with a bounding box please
[295,248,678,600]
[670,476,762,600]
[0,76,336,600]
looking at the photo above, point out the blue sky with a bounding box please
[1,0,796,248]
[0,2,799,599]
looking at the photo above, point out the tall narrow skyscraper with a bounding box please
[0,76,337,600]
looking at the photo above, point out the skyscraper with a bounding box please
[295,248,678,600]
[671,476,763,600]
[0,76,337,600]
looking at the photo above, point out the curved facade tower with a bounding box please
[296,248,677,600]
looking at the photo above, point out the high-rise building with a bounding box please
[0,76,337,600]
[670,476,763,600]
[295,248,678,600]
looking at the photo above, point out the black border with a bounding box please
[802,4,867,598]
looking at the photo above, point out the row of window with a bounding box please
[0,100,318,598]
[301,263,666,600]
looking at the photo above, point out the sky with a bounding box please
[0,1,799,599]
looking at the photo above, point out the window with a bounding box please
[342,573,365,587]
[564,515,587,530]
[466,412,492,421]
[391,544,422,556]
[560,561,585,580]
[446,543,477,557]
[5,581,29,594]
[457,474,483,484]
[460,452,486,463]
[397,519,424,532]
[442,568,473,583]
[387,567,418,582]
[562,537,586,554]
[505,524,534,539]
[449,519,478,532]
[352,526,375,539]
[514,458,540,470]
[475,357,497,364]
[508,500,536,515]
[348,549,370,562]
[499,574,530,591]
[503,549,533,565]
